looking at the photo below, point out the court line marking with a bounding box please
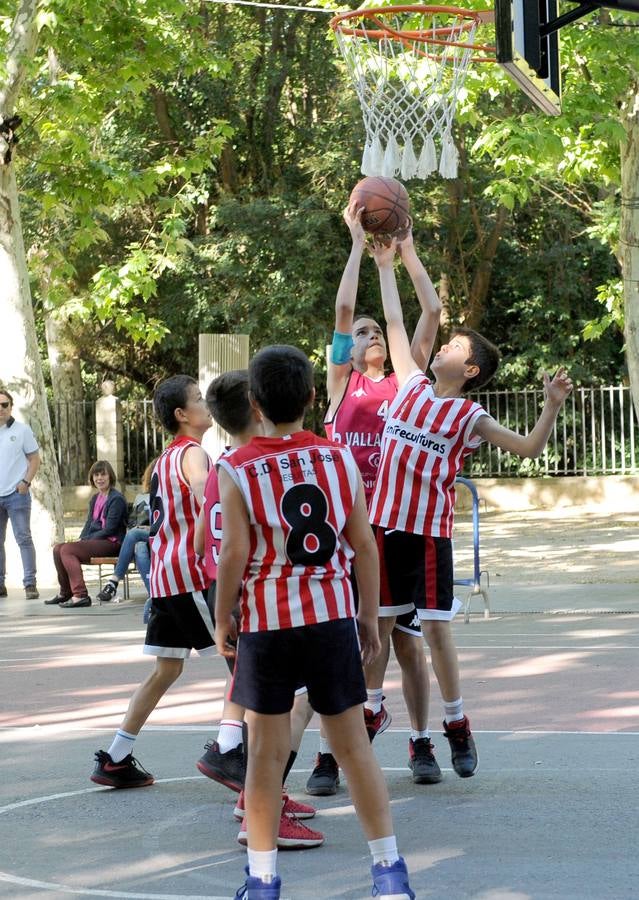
[0,873,232,900]
[1,726,638,737]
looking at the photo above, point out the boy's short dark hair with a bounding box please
[249,345,314,424]
[454,327,501,393]
[153,375,197,433]
[205,370,251,436]
[88,459,117,488]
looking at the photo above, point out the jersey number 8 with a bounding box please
[281,483,337,567]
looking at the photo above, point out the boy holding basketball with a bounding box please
[214,345,414,900]
[370,238,572,778]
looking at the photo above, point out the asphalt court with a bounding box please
[1,602,638,900]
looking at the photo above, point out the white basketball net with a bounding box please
[332,6,480,180]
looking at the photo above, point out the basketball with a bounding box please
[349,176,410,235]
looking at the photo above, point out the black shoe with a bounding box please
[442,716,478,778]
[97,581,118,603]
[44,594,70,605]
[408,738,442,784]
[25,585,39,600]
[60,596,92,608]
[0,586,7,598]
[305,752,339,796]
[196,740,245,792]
[90,750,154,788]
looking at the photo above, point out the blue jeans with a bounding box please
[0,490,36,587]
[115,527,150,593]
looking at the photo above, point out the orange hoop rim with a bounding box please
[330,5,496,62]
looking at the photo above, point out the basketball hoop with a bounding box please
[331,5,495,180]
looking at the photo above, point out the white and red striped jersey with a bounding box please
[217,430,360,633]
[369,371,488,538]
[325,370,398,503]
[149,435,210,597]
[202,448,233,582]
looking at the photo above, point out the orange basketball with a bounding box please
[349,176,410,235]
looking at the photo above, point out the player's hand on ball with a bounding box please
[543,367,573,406]
[357,614,381,666]
[370,235,398,268]
[214,616,238,659]
[343,201,366,247]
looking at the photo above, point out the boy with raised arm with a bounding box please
[370,238,572,779]
[214,345,414,900]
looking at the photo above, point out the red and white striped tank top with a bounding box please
[369,371,487,538]
[325,369,398,503]
[149,435,210,597]
[202,449,232,582]
[218,430,360,633]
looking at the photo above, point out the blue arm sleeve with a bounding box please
[331,331,354,365]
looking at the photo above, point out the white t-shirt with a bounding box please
[0,419,39,497]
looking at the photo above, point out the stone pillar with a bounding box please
[199,334,249,460]
[95,380,124,483]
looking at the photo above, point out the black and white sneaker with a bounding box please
[96,581,118,603]
[90,750,154,788]
[196,740,245,792]
[305,752,339,796]
[408,737,442,784]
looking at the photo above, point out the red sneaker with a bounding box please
[237,812,324,849]
[234,790,316,821]
[364,703,392,742]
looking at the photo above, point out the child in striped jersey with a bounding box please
[194,370,323,850]
[370,238,573,780]
[91,375,214,789]
[214,346,414,900]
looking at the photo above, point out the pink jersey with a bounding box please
[201,448,234,582]
[325,369,398,502]
[217,430,359,633]
[369,371,487,538]
[149,435,210,597]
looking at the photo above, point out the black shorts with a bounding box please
[144,589,216,659]
[375,528,462,622]
[230,618,366,716]
[351,574,422,637]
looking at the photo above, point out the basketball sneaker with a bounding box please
[90,750,154,788]
[234,790,316,821]
[305,752,339,796]
[408,737,442,784]
[235,866,281,900]
[237,812,324,850]
[371,857,415,899]
[96,581,118,603]
[442,716,478,778]
[196,740,245,792]
[364,703,392,742]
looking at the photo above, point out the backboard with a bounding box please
[495,0,562,115]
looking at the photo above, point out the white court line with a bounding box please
[0,873,232,900]
[1,725,639,736]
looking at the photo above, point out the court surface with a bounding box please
[1,509,638,899]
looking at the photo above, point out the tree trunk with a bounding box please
[621,82,639,423]
[45,315,90,485]
[465,205,509,330]
[0,0,64,587]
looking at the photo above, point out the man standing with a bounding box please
[0,388,40,599]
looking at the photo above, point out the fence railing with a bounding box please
[51,384,639,485]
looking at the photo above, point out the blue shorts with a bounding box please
[230,618,366,716]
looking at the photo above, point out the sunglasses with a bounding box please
[0,402,10,409]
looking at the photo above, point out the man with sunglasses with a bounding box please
[0,388,40,600]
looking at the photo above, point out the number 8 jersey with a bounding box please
[217,430,360,633]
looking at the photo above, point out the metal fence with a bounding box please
[51,384,639,485]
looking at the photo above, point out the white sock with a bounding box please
[217,720,244,753]
[365,688,384,715]
[248,848,278,881]
[411,728,430,741]
[108,729,137,762]
[444,698,464,724]
[108,577,119,587]
[368,835,400,866]
[319,736,332,755]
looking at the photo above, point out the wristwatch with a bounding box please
[21,479,31,486]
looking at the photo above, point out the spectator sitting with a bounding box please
[95,459,157,606]
[45,460,128,609]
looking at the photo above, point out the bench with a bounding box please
[89,557,131,602]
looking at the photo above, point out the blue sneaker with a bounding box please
[371,857,415,899]
[235,866,281,899]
